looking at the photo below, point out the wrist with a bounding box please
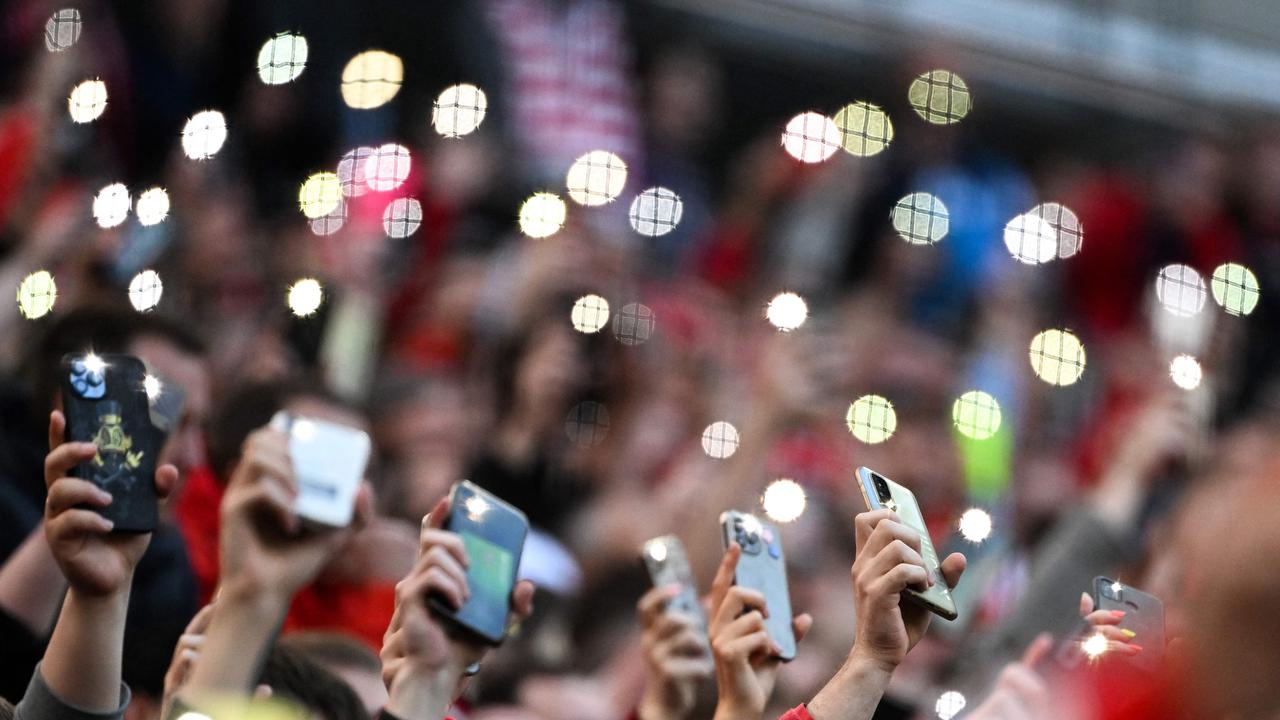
[216,577,294,612]
[385,663,460,720]
[844,649,897,683]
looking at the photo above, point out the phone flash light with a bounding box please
[82,352,107,375]
[292,419,316,442]
[648,542,668,563]
[142,374,162,401]
[464,495,491,520]
[1082,632,1109,659]
[740,514,763,537]
[1111,580,1123,595]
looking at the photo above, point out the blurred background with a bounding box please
[1,0,1278,718]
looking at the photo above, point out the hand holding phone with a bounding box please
[430,481,529,645]
[718,511,798,660]
[642,535,707,633]
[1091,577,1163,673]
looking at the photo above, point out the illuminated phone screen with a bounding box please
[461,531,516,627]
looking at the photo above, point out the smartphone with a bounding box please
[434,481,529,645]
[1093,577,1164,673]
[270,412,370,528]
[857,467,958,621]
[642,535,706,633]
[60,352,165,532]
[719,510,797,660]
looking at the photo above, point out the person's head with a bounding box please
[276,633,387,717]
[258,643,369,720]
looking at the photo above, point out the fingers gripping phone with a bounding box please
[433,481,529,645]
[271,412,370,528]
[1094,576,1164,673]
[719,511,797,661]
[642,535,707,633]
[857,467,958,621]
[60,353,166,532]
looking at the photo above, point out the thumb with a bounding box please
[1079,591,1094,617]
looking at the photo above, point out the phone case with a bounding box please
[720,511,797,661]
[436,481,529,645]
[642,535,707,633]
[1093,577,1164,674]
[272,412,371,528]
[857,467,958,620]
[60,353,163,532]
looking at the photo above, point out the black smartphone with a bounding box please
[433,481,529,645]
[642,535,707,633]
[59,352,166,532]
[1093,576,1164,673]
[719,510,796,661]
[857,467,958,620]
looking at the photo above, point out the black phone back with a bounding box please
[436,481,528,645]
[721,511,796,660]
[60,353,162,532]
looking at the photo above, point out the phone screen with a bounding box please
[461,531,517,626]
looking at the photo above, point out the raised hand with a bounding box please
[707,544,812,720]
[849,510,965,673]
[43,410,178,597]
[380,496,535,720]
[636,584,713,720]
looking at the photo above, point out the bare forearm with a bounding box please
[183,591,288,695]
[385,667,460,720]
[41,588,130,712]
[0,525,68,635]
[805,655,894,720]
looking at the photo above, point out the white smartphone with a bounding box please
[271,411,370,527]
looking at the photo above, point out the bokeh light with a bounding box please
[135,187,170,226]
[565,400,610,447]
[337,146,375,197]
[1169,354,1202,390]
[1210,262,1260,316]
[341,50,404,109]
[287,278,323,317]
[765,292,808,331]
[891,192,949,245]
[44,9,81,52]
[570,294,610,334]
[952,390,1002,440]
[1029,329,1087,386]
[93,183,131,229]
[781,111,841,163]
[518,192,567,238]
[832,101,894,157]
[612,302,654,345]
[309,200,346,236]
[566,150,628,206]
[364,143,411,192]
[628,187,683,237]
[256,32,308,85]
[128,270,163,312]
[908,70,972,124]
[1031,202,1084,259]
[143,374,163,402]
[432,83,488,138]
[762,479,807,523]
[935,690,967,720]
[181,110,228,160]
[1155,263,1207,317]
[68,79,107,123]
[382,197,423,238]
[957,508,993,543]
[701,421,740,459]
[17,271,57,320]
[1082,632,1109,660]
[381,197,422,238]
[1003,212,1058,265]
[298,172,342,219]
[846,395,897,444]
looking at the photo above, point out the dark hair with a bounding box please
[276,632,382,676]
[258,643,369,720]
[22,305,206,422]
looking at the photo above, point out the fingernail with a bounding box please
[1110,610,1126,618]
[103,519,114,531]
[1121,629,1137,639]
[97,490,113,503]
[1130,644,1144,652]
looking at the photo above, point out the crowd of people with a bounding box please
[2,0,1280,719]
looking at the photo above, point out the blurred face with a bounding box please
[515,323,585,421]
[128,335,210,477]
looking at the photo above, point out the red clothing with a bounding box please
[779,705,813,720]
[173,465,396,650]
